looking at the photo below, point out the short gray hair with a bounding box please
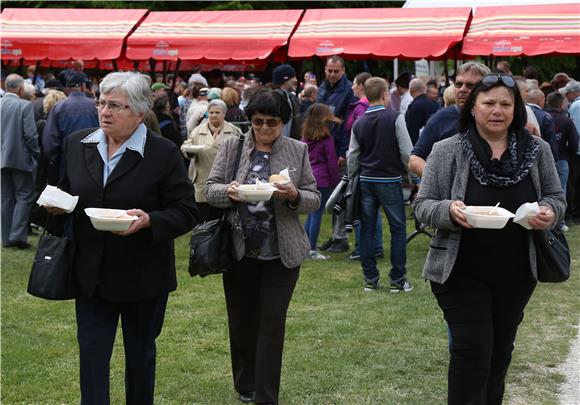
[456,62,491,78]
[208,99,227,113]
[5,74,24,91]
[99,72,152,115]
[409,78,426,94]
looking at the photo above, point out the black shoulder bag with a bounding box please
[533,228,571,283]
[188,135,244,277]
[27,215,78,300]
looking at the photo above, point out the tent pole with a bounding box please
[170,59,181,108]
[32,60,41,86]
[149,59,156,82]
[162,61,168,83]
[112,60,118,72]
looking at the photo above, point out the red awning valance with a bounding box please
[288,7,472,60]
[462,3,580,56]
[126,9,303,61]
[0,8,148,60]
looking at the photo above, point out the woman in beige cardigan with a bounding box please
[206,88,320,405]
[181,99,241,221]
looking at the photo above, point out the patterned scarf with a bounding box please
[460,125,540,188]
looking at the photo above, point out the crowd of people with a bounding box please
[0,56,577,404]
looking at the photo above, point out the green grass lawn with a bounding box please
[2,215,579,404]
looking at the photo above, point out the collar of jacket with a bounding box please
[197,121,237,137]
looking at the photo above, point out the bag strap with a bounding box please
[230,134,245,183]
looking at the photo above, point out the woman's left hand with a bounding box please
[273,182,299,204]
[113,209,151,236]
[528,205,555,230]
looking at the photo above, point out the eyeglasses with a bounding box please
[251,118,281,128]
[95,100,131,113]
[481,73,516,88]
[453,80,477,90]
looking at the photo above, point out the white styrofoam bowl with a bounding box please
[234,184,277,202]
[84,208,137,232]
[182,144,205,154]
[460,206,515,229]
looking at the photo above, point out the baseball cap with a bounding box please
[151,82,169,91]
[272,64,296,85]
[559,80,580,95]
[66,72,89,88]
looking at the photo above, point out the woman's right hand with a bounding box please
[226,181,244,202]
[45,206,67,215]
[449,200,472,229]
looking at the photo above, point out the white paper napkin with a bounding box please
[279,168,290,181]
[37,185,79,213]
[513,202,540,230]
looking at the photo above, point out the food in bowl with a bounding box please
[460,206,515,229]
[234,184,277,202]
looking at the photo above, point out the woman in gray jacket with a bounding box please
[205,88,320,405]
[413,73,565,405]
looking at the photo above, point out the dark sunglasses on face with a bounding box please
[453,80,477,90]
[252,118,281,128]
[481,73,516,88]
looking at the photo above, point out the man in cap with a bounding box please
[151,82,170,97]
[560,80,580,110]
[186,87,210,134]
[271,63,300,139]
[43,71,98,185]
[1,74,39,249]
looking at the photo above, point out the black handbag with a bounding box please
[533,228,571,283]
[27,222,78,300]
[188,135,244,277]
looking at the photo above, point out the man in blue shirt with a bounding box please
[408,62,491,177]
[43,72,99,185]
[317,55,356,253]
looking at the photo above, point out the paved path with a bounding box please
[559,321,580,405]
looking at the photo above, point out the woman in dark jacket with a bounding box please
[413,73,565,405]
[46,71,197,405]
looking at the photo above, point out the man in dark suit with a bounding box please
[43,72,99,185]
[47,72,197,405]
[405,78,440,145]
[0,73,39,249]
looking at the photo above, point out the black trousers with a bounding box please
[223,258,300,404]
[75,293,169,405]
[431,276,536,405]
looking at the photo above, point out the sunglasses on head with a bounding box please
[481,73,516,88]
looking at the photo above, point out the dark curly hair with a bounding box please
[244,88,292,124]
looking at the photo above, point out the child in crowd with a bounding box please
[302,103,341,259]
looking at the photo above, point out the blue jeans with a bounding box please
[304,187,332,250]
[353,214,383,255]
[360,181,407,284]
[556,160,569,194]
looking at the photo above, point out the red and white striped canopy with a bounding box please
[0,8,148,60]
[462,3,580,56]
[126,9,303,61]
